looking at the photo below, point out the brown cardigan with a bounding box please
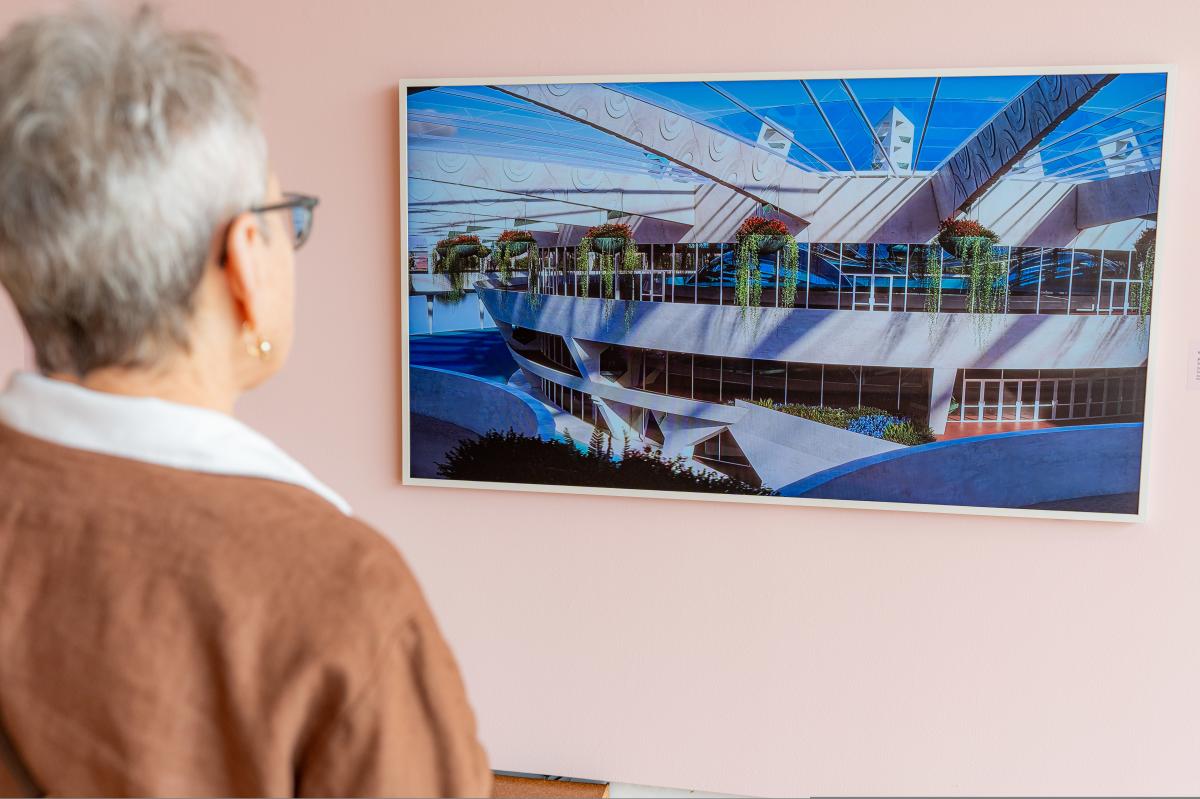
[0,422,491,797]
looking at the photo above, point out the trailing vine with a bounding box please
[922,243,943,319]
[779,238,800,308]
[733,216,798,311]
[1133,226,1155,331]
[492,229,539,289]
[960,236,1008,337]
[438,234,486,303]
[574,223,638,300]
[934,217,1005,340]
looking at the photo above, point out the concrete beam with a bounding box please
[409,179,610,230]
[930,74,1115,217]
[409,149,696,225]
[1076,168,1160,228]
[654,413,728,459]
[494,83,824,222]
[564,337,610,380]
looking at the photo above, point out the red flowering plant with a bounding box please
[575,223,639,299]
[497,229,536,243]
[585,222,634,240]
[445,234,482,247]
[493,229,540,288]
[733,215,799,311]
[936,217,997,256]
[735,216,790,239]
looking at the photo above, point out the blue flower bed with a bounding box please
[847,414,905,439]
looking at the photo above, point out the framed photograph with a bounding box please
[401,68,1168,521]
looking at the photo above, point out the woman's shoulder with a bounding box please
[2,422,421,631]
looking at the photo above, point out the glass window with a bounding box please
[693,355,723,402]
[529,332,581,376]
[823,365,861,408]
[873,243,907,275]
[1070,249,1102,313]
[600,345,631,381]
[1038,248,1073,313]
[642,349,667,394]
[899,368,931,420]
[840,243,871,272]
[860,366,901,411]
[752,360,788,404]
[666,352,693,398]
[722,358,754,403]
[786,363,822,406]
[1008,247,1044,314]
[807,244,842,310]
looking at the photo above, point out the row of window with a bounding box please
[598,345,933,420]
[956,369,1146,423]
[530,337,1148,428]
[538,377,605,431]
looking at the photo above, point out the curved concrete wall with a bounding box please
[409,365,557,440]
[779,423,1144,509]
[479,287,1148,371]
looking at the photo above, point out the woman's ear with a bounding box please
[222,211,265,329]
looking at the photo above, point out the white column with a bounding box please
[928,367,959,435]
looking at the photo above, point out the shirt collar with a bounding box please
[0,371,351,515]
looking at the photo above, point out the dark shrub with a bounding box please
[437,431,773,495]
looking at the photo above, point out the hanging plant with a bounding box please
[936,217,1006,338]
[434,237,451,261]
[921,243,943,319]
[733,216,799,311]
[437,234,487,303]
[493,229,539,287]
[574,222,638,299]
[1133,226,1155,330]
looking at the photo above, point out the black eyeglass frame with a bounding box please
[219,192,319,266]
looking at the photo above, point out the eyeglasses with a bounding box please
[251,192,319,250]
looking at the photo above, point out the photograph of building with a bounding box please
[404,72,1164,516]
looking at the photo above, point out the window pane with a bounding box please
[898,368,931,420]
[722,358,754,402]
[860,367,900,411]
[822,365,861,408]
[1071,249,1101,313]
[694,355,723,402]
[666,352,693,399]
[643,349,667,394]
[786,363,823,406]
[752,359,787,404]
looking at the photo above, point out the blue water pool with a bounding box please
[409,328,517,384]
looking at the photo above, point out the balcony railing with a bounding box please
[475,262,1142,319]
[473,243,1149,317]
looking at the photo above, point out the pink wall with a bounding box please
[2,1,1199,795]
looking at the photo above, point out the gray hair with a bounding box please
[0,5,267,375]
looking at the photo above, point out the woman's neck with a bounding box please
[51,358,239,415]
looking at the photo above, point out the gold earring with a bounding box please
[243,323,273,360]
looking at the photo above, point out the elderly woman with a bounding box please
[0,8,490,798]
